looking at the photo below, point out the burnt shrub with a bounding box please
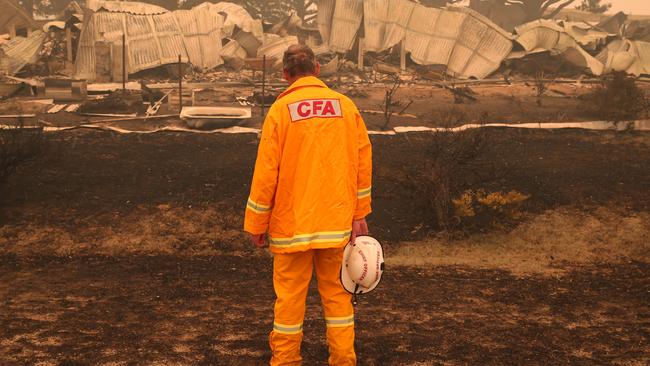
[581,72,649,123]
[397,110,493,230]
[391,109,530,233]
[0,120,47,193]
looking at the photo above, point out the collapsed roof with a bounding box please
[7,0,648,81]
[318,0,513,79]
[513,20,605,76]
[0,30,46,75]
[75,8,188,80]
[173,7,225,70]
[597,39,650,76]
[75,1,234,80]
[74,1,307,81]
[195,1,263,38]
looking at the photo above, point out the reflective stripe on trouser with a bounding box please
[271,247,356,366]
[315,248,355,366]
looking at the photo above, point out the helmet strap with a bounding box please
[352,284,359,306]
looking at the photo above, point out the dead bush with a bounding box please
[401,110,491,229]
[0,119,47,190]
[581,72,649,123]
[534,69,547,107]
[381,75,402,130]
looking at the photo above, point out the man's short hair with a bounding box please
[283,44,316,78]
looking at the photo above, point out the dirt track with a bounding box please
[0,255,648,365]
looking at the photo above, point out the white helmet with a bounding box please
[341,235,385,295]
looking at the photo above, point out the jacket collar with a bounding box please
[277,76,328,99]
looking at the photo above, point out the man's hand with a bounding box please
[250,233,268,248]
[350,218,369,244]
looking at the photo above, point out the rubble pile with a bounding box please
[0,0,649,131]
[77,90,144,115]
[2,0,649,83]
[316,0,650,79]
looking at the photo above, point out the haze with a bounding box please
[606,0,650,15]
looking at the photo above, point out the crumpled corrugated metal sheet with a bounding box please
[76,1,263,80]
[174,8,224,70]
[514,20,604,76]
[194,2,263,39]
[221,39,247,59]
[405,6,513,79]
[269,12,303,36]
[328,0,364,53]
[75,11,189,80]
[596,39,650,76]
[362,0,415,52]
[561,21,612,51]
[317,0,337,46]
[347,1,512,79]
[318,1,512,79]
[319,55,340,76]
[233,29,262,57]
[191,2,263,57]
[0,30,46,75]
[257,35,299,67]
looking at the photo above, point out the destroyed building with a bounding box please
[1,0,649,83]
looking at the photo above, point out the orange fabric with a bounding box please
[270,248,355,366]
[315,248,356,366]
[244,76,372,254]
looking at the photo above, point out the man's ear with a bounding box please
[314,62,321,77]
[283,69,290,82]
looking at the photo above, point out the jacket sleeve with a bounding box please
[354,110,372,220]
[244,110,282,234]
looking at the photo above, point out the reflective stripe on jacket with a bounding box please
[244,76,372,254]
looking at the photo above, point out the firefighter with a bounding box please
[244,44,372,366]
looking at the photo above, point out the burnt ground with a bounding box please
[0,255,648,365]
[0,128,649,364]
[1,128,649,244]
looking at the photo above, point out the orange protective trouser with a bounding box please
[270,247,356,366]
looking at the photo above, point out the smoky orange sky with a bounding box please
[603,0,650,15]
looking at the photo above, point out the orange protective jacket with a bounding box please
[244,76,372,254]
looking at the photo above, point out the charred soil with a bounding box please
[0,255,648,365]
[0,129,649,365]
[1,129,649,244]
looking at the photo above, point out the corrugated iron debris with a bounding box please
[1,1,649,81]
[0,0,648,123]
